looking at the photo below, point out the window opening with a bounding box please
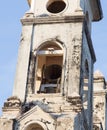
[47,0,66,13]
[35,56,63,94]
[34,42,63,94]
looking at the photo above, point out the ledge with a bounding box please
[21,14,84,25]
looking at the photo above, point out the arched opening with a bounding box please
[26,123,44,130]
[35,41,63,94]
[47,0,66,13]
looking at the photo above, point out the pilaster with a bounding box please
[13,23,34,102]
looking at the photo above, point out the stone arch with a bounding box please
[26,123,44,130]
[33,40,66,94]
[23,121,47,130]
[35,39,64,52]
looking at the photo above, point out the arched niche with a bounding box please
[26,123,44,130]
[23,121,48,130]
[34,40,64,94]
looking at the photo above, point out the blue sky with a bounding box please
[0,1,29,115]
[0,1,107,115]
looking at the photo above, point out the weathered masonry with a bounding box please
[0,0,105,130]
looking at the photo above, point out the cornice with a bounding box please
[21,14,84,25]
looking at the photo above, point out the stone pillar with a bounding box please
[93,70,106,130]
[67,31,82,98]
[13,23,33,102]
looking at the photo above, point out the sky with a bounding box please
[0,1,107,115]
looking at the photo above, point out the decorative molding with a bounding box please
[3,96,21,108]
[21,15,84,25]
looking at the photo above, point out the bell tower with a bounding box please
[0,0,103,130]
[13,0,86,101]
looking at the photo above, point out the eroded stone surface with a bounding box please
[0,0,104,130]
